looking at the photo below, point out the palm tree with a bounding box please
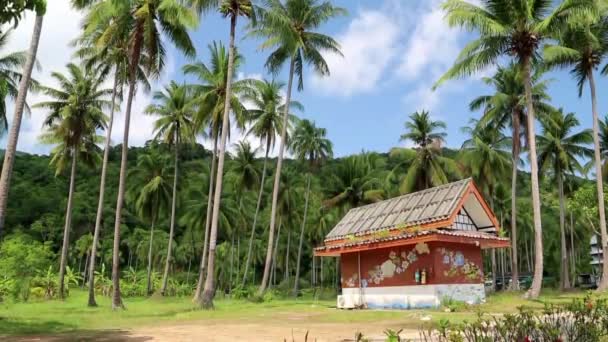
[145,82,196,296]
[240,78,301,287]
[182,40,251,303]
[84,0,196,309]
[537,109,592,290]
[250,0,346,296]
[73,16,152,306]
[394,111,459,193]
[0,0,44,26]
[324,153,384,213]
[186,0,253,308]
[0,29,38,136]
[543,13,608,290]
[400,110,447,148]
[0,3,46,235]
[35,63,110,299]
[469,63,553,290]
[434,0,594,299]
[126,150,173,295]
[290,119,332,296]
[460,119,512,200]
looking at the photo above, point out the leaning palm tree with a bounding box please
[240,78,301,287]
[0,29,38,136]
[35,62,110,299]
[145,82,196,296]
[182,41,251,302]
[394,111,459,193]
[250,0,346,296]
[434,0,594,299]
[543,13,608,290]
[537,109,592,290]
[186,0,253,309]
[469,63,553,290]
[83,0,196,309]
[126,150,173,295]
[290,119,332,296]
[0,2,46,235]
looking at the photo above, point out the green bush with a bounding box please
[420,295,608,341]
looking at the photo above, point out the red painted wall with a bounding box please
[340,242,483,289]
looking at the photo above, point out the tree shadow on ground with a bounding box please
[0,317,152,341]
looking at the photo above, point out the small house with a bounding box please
[314,178,509,309]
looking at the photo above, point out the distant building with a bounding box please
[315,178,509,309]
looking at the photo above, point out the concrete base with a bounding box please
[337,284,485,309]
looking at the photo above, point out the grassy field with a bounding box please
[0,289,600,338]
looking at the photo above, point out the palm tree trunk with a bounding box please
[259,56,296,295]
[522,55,544,299]
[271,219,282,287]
[0,15,43,235]
[161,135,180,295]
[285,226,290,285]
[111,22,144,310]
[558,172,570,289]
[194,131,217,301]
[570,212,576,286]
[200,14,237,309]
[491,249,497,292]
[293,173,312,296]
[588,70,608,291]
[146,217,156,295]
[59,150,78,299]
[230,234,235,292]
[242,149,268,286]
[510,110,521,290]
[88,73,119,307]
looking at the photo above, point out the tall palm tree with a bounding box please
[240,78,301,287]
[145,82,196,296]
[394,111,459,193]
[0,2,46,235]
[537,109,592,289]
[290,119,332,296]
[434,0,594,299]
[126,150,173,295]
[73,16,152,307]
[84,0,196,309]
[187,0,253,309]
[250,0,346,296]
[543,13,608,290]
[182,40,251,303]
[469,63,553,289]
[35,63,110,299]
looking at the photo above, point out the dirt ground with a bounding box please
[11,318,421,342]
[128,320,420,341]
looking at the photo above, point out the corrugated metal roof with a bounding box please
[316,229,509,252]
[325,178,473,241]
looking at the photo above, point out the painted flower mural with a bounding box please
[439,248,483,281]
[363,243,430,287]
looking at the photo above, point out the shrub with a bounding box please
[419,295,608,341]
[440,297,469,312]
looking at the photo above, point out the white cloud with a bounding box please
[310,9,400,97]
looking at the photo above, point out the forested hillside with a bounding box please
[1,141,595,298]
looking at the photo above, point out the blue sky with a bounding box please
[5,0,608,157]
